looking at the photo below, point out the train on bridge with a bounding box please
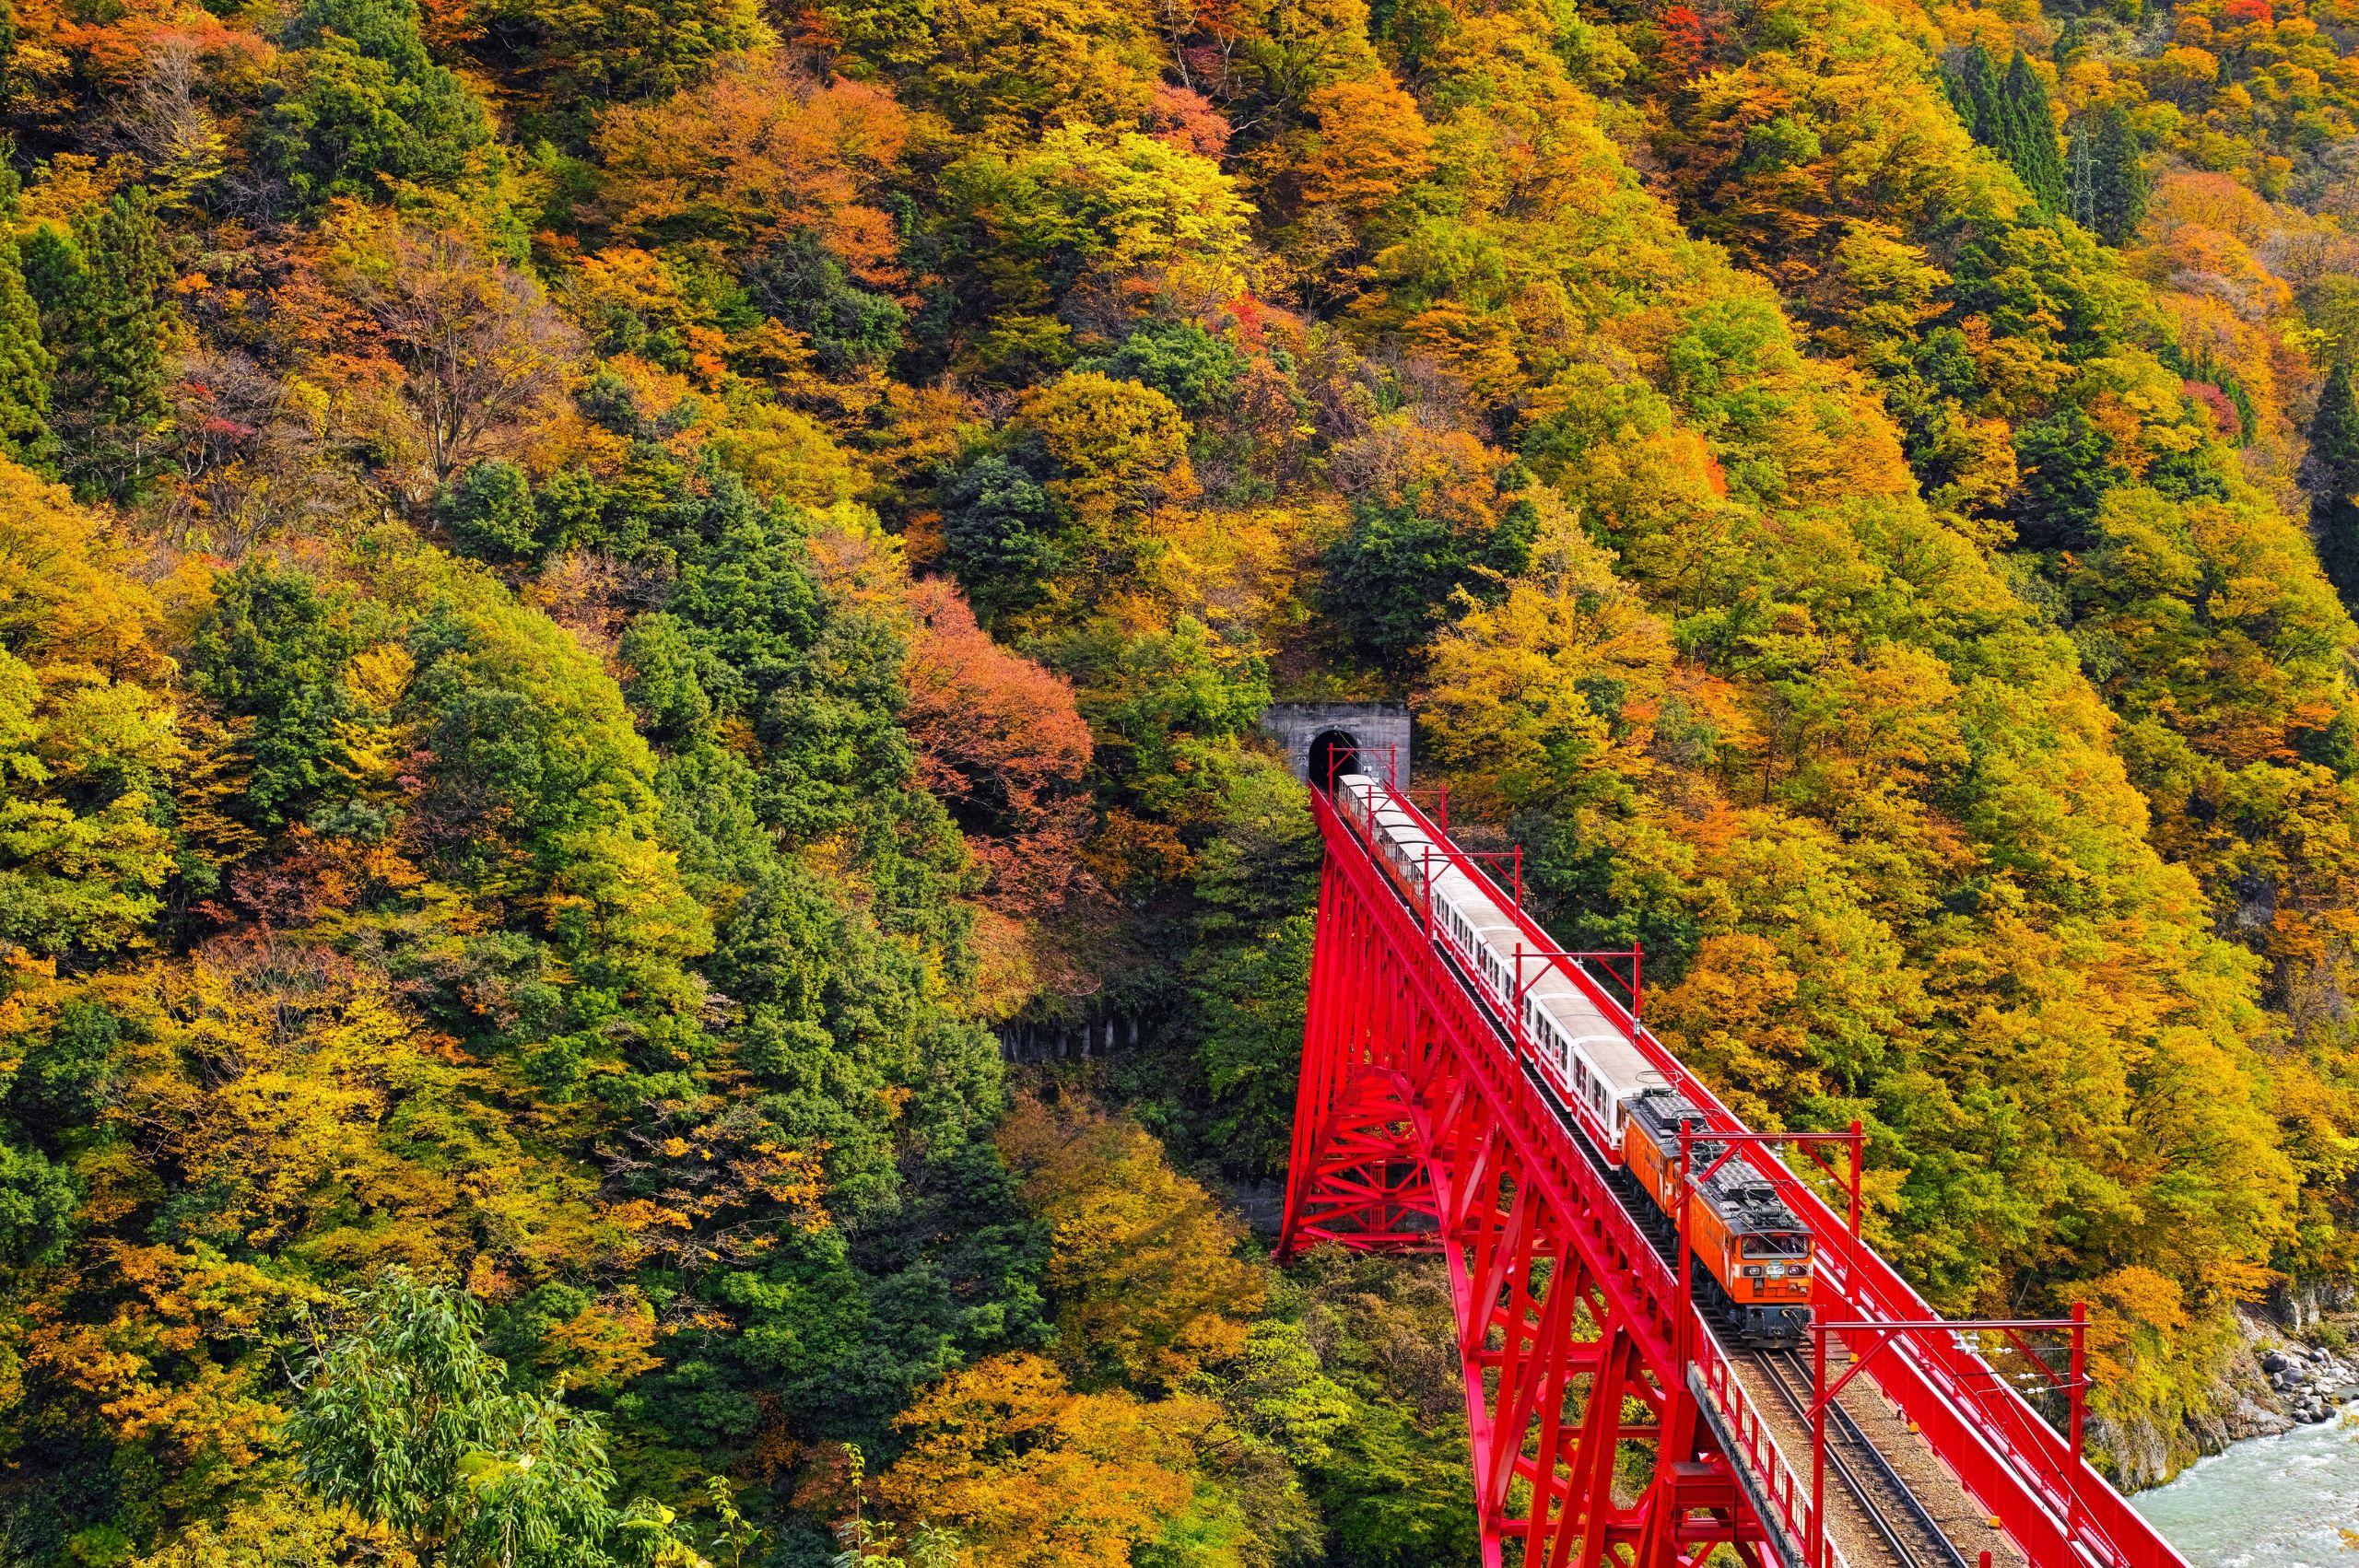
[1336,770,1817,1347]
[1295,764,2186,1568]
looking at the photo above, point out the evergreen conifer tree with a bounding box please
[1948,45,2069,210]
[0,232,56,474]
[2001,50,2068,208]
[1946,44,2005,142]
[2308,362,2359,608]
[0,159,52,475]
[2069,103,2150,244]
[26,190,173,501]
[2068,116,2097,229]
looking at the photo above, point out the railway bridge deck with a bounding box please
[1520,986,2019,1568]
[1734,1346,2021,1568]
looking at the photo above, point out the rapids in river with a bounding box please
[2134,1414,2359,1564]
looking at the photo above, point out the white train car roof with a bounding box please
[1342,778,1501,934]
[1337,773,1665,1101]
[1351,785,1447,880]
[1431,873,1663,1102]
[1538,989,1663,1101]
[1366,793,1429,844]
[1507,945,1656,1087]
[1342,776,1454,889]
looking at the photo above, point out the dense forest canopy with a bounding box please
[5,0,2359,1554]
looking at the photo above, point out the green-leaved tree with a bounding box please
[1948,45,2067,210]
[22,189,174,502]
[255,0,494,209]
[288,1272,662,1568]
[0,228,54,474]
[1999,49,2067,209]
[2069,102,2150,244]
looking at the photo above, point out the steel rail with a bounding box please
[1752,1351,1930,1568]
[1758,1350,1972,1568]
[1350,778,2189,1568]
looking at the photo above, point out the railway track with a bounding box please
[1744,1347,1972,1568]
[1523,1045,1962,1568]
[1526,1034,2001,1568]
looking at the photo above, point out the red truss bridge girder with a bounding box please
[1276,778,2196,1568]
[1280,792,1763,1568]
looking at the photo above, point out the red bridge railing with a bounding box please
[1283,772,2190,1568]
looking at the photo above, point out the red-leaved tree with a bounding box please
[903,579,1097,915]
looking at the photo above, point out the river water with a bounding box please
[2133,1415,2359,1564]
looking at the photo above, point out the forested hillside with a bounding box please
[4,0,2359,1555]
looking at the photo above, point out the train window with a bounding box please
[1740,1234,1811,1258]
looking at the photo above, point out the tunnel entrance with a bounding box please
[1309,729,1362,790]
[1259,702,1412,788]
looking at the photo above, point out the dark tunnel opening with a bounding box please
[1309,729,1363,790]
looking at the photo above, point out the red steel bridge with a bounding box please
[1275,763,2193,1568]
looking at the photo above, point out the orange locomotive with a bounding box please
[1622,1088,1814,1345]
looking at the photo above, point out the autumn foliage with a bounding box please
[7,0,2359,1553]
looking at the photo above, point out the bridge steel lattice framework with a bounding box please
[1275,776,2193,1568]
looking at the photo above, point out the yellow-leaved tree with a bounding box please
[0,457,182,959]
[993,1092,1264,1392]
[878,1352,1212,1568]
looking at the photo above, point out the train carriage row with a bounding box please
[1334,773,1813,1344]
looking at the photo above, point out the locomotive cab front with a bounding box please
[1709,1186,1813,1345]
[1619,1089,1813,1347]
